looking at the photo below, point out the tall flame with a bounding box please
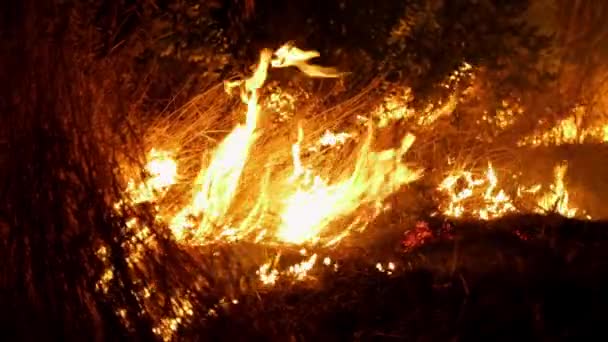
[170,50,271,240]
[537,163,578,217]
[279,127,421,245]
[164,43,421,245]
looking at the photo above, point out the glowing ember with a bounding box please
[288,254,318,280]
[374,87,415,127]
[153,294,195,341]
[264,85,297,122]
[256,253,319,285]
[373,69,465,129]
[257,261,280,286]
[375,261,396,275]
[479,99,525,130]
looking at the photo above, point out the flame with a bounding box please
[439,161,585,220]
[537,163,578,217]
[161,43,421,245]
[256,253,319,285]
[288,253,318,280]
[104,40,607,340]
[278,129,421,245]
[438,163,516,220]
[520,107,608,147]
[271,43,343,78]
[170,50,270,240]
[318,130,351,147]
[124,149,178,204]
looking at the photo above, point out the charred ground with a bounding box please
[186,215,608,341]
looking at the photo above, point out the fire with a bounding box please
[104,41,605,341]
[520,116,581,146]
[438,161,583,220]
[520,107,608,146]
[190,51,268,223]
[372,61,471,129]
[278,125,420,244]
[124,149,178,204]
[317,130,351,147]
[257,261,280,286]
[159,43,421,245]
[256,253,319,285]
[376,261,396,275]
[108,46,423,340]
[168,50,270,240]
[271,42,343,78]
[537,163,578,217]
[438,163,516,220]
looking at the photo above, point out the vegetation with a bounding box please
[2,0,608,340]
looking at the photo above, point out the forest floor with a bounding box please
[177,214,608,341]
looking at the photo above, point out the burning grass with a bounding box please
[95,43,608,339]
[123,44,423,249]
[123,43,606,244]
[5,6,608,336]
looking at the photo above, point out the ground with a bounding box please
[175,214,608,341]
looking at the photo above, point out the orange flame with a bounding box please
[123,149,178,204]
[164,43,420,245]
[438,163,516,220]
[439,161,584,220]
[271,43,343,78]
[537,163,578,217]
[279,127,420,244]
